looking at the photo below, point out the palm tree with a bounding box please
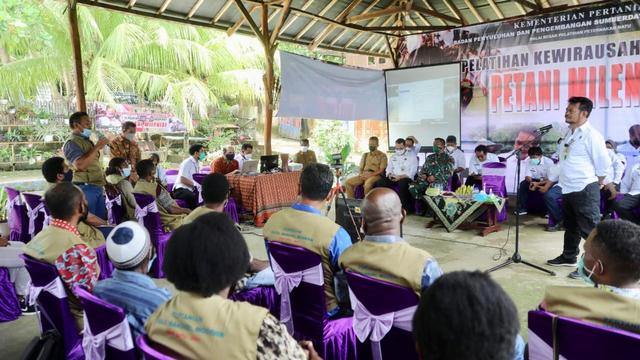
[0,0,264,130]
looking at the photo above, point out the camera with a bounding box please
[331,153,343,169]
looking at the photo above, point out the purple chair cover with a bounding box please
[345,271,419,360]
[23,193,46,239]
[267,241,357,360]
[0,267,21,322]
[528,310,555,360]
[556,315,640,360]
[229,286,280,318]
[224,197,240,223]
[105,190,124,225]
[192,173,240,221]
[133,193,172,278]
[200,166,211,173]
[165,169,179,193]
[526,189,547,215]
[354,185,365,200]
[74,287,136,360]
[136,335,177,360]
[481,162,507,222]
[192,173,206,208]
[94,245,114,280]
[173,199,188,209]
[20,255,85,360]
[5,187,30,243]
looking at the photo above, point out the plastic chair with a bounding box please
[133,193,172,279]
[528,310,555,360]
[5,187,30,243]
[0,268,21,322]
[41,199,52,228]
[345,271,419,360]
[229,286,280,318]
[136,335,177,360]
[192,173,206,208]
[267,241,357,360]
[23,192,46,239]
[481,162,507,222]
[192,173,240,222]
[105,190,124,225]
[20,254,84,360]
[74,287,136,360]
[556,315,640,359]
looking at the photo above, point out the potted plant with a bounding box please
[5,128,21,142]
[0,188,9,234]
[0,148,11,162]
[21,146,40,164]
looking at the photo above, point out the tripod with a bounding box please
[326,167,363,242]
[487,129,556,276]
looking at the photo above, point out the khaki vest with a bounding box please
[182,206,213,225]
[106,174,136,220]
[339,240,432,296]
[134,181,185,232]
[24,226,100,330]
[65,135,105,187]
[145,292,267,360]
[263,207,342,312]
[545,286,640,335]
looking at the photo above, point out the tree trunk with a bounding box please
[0,47,10,65]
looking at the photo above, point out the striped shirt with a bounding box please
[92,269,171,340]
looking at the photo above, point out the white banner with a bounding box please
[278,52,387,121]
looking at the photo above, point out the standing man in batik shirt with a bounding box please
[109,121,142,182]
[410,138,454,199]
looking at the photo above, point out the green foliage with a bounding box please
[0,187,8,221]
[5,128,21,142]
[312,121,355,164]
[34,120,67,141]
[0,0,53,47]
[0,147,10,160]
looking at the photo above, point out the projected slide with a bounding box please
[386,63,461,149]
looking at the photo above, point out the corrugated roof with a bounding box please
[75,0,607,56]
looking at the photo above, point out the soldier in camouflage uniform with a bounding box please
[410,138,454,199]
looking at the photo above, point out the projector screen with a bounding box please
[385,63,461,150]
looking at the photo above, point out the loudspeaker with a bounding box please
[335,198,363,244]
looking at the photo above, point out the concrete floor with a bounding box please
[0,199,587,358]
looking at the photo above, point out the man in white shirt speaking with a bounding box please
[377,138,418,212]
[546,97,611,280]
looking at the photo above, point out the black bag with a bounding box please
[18,330,65,360]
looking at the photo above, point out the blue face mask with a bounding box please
[578,254,602,286]
[199,152,206,161]
[82,128,92,138]
[147,253,157,273]
[122,167,131,178]
[530,158,540,166]
[62,170,73,183]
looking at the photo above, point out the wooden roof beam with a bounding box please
[276,0,315,35]
[364,25,452,31]
[210,0,233,24]
[346,5,405,24]
[185,0,204,20]
[421,0,447,26]
[308,0,363,51]
[157,0,172,15]
[294,0,338,40]
[486,0,504,19]
[230,1,264,45]
[270,0,291,46]
[126,0,137,9]
[442,0,468,25]
[411,4,462,25]
[328,0,391,47]
[462,0,483,23]
[358,17,398,51]
[513,0,541,11]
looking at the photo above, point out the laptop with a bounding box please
[241,160,259,175]
[260,155,279,173]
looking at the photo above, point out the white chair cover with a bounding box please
[106,194,122,223]
[193,181,203,204]
[6,196,21,229]
[26,278,67,306]
[27,202,45,238]
[42,207,52,228]
[481,167,507,176]
[134,201,159,225]
[83,316,134,360]
[270,256,324,335]
[349,289,416,360]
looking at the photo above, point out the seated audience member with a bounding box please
[538,166,564,232]
[105,157,137,221]
[148,153,167,185]
[410,138,454,200]
[611,161,640,224]
[606,139,627,167]
[515,146,554,215]
[413,271,524,360]
[551,137,564,160]
[264,163,352,319]
[405,135,421,156]
[211,145,240,175]
[445,135,466,192]
[340,188,442,295]
[235,143,254,171]
[345,136,387,199]
[182,173,274,291]
[134,159,191,232]
[0,236,35,314]
[541,220,640,334]
[145,213,318,360]
[293,138,317,169]
[465,145,499,188]
[376,138,418,212]
[93,222,171,341]
[172,144,205,209]
[42,157,111,248]
[24,183,100,330]
[602,143,625,219]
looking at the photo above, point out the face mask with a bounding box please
[80,203,89,223]
[81,128,92,138]
[301,146,309,152]
[226,154,235,161]
[62,170,73,183]
[125,133,135,141]
[433,146,441,153]
[446,146,455,153]
[147,253,157,273]
[199,152,206,161]
[369,146,377,152]
[245,154,252,160]
[396,148,405,155]
[122,167,131,178]
[578,255,602,286]
[530,158,540,166]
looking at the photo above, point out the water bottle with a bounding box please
[472,187,479,201]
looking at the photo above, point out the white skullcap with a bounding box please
[106,221,151,270]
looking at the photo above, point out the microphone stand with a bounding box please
[486,128,556,276]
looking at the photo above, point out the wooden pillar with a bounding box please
[262,4,274,155]
[68,0,86,112]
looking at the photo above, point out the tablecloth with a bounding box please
[423,195,507,232]
[226,171,301,226]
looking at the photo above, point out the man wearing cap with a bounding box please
[93,221,171,341]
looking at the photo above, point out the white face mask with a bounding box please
[446,146,455,153]
[245,153,252,160]
[301,146,309,152]
[396,148,406,154]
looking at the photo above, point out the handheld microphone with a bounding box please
[98,134,114,150]
[538,124,553,132]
